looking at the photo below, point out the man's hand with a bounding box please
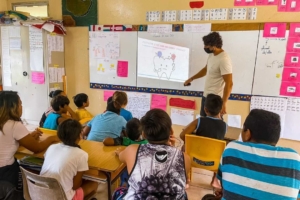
[220,102,227,115]
[184,78,193,86]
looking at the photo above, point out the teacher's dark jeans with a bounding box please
[200,97,207,117]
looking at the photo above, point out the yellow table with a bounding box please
[16,134,126,200]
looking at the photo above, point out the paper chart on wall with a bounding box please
[29,27,44,72]
[9,26,21,38]
[125,92,151,119]
[171,108,194,126]
[137,38,190,83]
[282,98,300,141]
[250,96,287,136]
[89,32,120,59]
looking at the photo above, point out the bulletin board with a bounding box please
[0,25,65,122]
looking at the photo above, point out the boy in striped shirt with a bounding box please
[215,109,300,200]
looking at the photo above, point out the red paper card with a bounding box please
[263,23,286,38]
[284,53,300,67]
[282,68,300,82]
[151,94,167,111]
[117,61,128,77]
[287,37,300,53]
[290,23,300,38]
[189,1,204,8]
[103,90,114,101]
[169,98,196,109]
[280,81,300,97]
[278,0,300,11]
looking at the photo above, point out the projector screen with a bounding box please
[137,38,190,82]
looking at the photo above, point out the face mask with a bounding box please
[204,47,214,54]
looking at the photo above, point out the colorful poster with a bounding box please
[138,38,190,83]
[284,53,300,67]
[287,37,300,52]
[263,23,287,38]
[289,23,300,38]
[117,61,129,77]
[151,94,167,111]
[280,81,300,97]
[278,0,300,11]
[282,68,300,82]
[96,59,117,75]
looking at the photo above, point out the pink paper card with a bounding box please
[103,90,115,101]
[263,23,286,38]
[234,0,256,6]
[151,94,167,111]
[280,81,300,97]
[282,68,300,82]
[284,53,300,67]
[256,0,278,5]
[287,37,300,52]
[290,23,300,37]
[278,0,288,11]
[31,72,45,84]
[286,0,300,11]
[117,61,128,77]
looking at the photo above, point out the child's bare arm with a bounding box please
[82,126,91,137]
[73,171,84,190]
[180,119,198,141]
[183,152,191,182]
[103,137,115,146]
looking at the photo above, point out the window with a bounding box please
[13,2,48,18]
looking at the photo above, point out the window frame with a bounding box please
[12,2,49,17]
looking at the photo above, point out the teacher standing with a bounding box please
[184,32,233,116]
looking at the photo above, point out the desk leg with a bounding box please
[103,172,112,200]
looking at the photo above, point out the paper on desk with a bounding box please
[171,108,194,126]
[228,114,242,128]
[126,92,151,119]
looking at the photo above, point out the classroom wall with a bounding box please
[17,0,300,153]
[0,1,8,11]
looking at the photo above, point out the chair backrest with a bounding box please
[185,135,226,172]
[19,167,67,200]
[79,118,92,125]
[38,128,57,136]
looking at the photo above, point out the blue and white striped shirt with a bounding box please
[217,141,300,200]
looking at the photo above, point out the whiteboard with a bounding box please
[137,31,259,95]
[89,32,137,86]
[252,31,288,96]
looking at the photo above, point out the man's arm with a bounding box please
[184,66,207,86]
[221,74,233,115]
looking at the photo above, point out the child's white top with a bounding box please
[0,120,29,167]
[40,143,89,200]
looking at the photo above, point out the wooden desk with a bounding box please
[16,134,126,200]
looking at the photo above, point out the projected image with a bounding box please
[138,38,189,82]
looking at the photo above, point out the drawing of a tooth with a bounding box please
[153,51,176,80]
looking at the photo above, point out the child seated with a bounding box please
[83,95,127,142]
[212,109,300,199]
[40,119,98,200]
[114,109,191,200]
[73,93,93,120]
[180,93,227,143]
[43,96,78,130]
[113,91,133,121]
[39,90,65,127]
[103,118,147,146]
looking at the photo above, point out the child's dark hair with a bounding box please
[244,109,281,145]
[204,94,223,116]
[141,109,171,143]
[57,119,81,148]
[51,95,70,112]
[126,118,142,141]
[73,93,88,108]
[49,90,64,98]
[203,32,223,48]
[106,97,120,115]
